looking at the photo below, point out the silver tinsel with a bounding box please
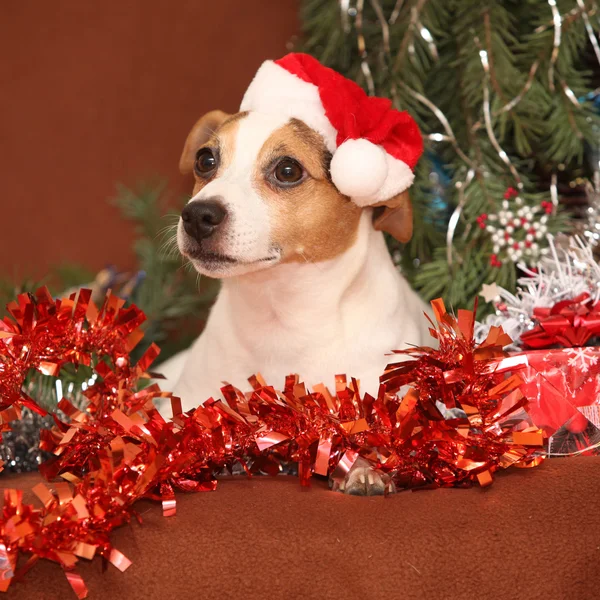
[581,178,600,247]
[0,410,54,473]
[1,372,92,474]
[475,234,600,348]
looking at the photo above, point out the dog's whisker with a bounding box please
[179,260,198,275]
[156,220,181,260]
[159,234,177,248]
[159,234,177,247]
[297,250,311,265]
[298,250,325,273]
[158,233,179,249]
[159,236,179,256]
[156,221,179,236]
[163,239,178,253]
[158,227,180,255]
[175,261,190,274]
[159,245,180,261]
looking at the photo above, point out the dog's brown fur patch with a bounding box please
[189,114,247,196]
[255,119,362,263]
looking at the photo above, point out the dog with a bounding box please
[158,53,431,495]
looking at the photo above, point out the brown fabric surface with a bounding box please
[2,458,600,600]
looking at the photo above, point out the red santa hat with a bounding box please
[240,53,423,207]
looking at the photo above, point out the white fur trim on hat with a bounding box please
[240,61,338,152]
[241,60,415,207]
[331,139,414,206]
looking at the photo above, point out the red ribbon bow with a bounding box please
[521,293,600,349]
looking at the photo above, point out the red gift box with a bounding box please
[516,348,600,456]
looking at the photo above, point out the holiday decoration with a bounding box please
[301,0,600,312]
[0,287,543,595]
[520,293,600,349]
[520,348,600,457]
[580,177,600,248]
[478,187,550,267]
[475,234,600,349]
[475,234,600,457]
[0,410,53,473]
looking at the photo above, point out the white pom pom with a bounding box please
[330,139,388,205]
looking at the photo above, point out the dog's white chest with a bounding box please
[165,215,430,412]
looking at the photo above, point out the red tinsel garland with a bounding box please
[0,288,543,597]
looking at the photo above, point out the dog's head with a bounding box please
[177,110,414,278]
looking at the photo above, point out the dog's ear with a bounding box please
[372,190,413,243]
[179,110,231,174]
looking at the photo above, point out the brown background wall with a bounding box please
[0,1,299,281]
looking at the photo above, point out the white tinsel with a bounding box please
[475,234,600,348]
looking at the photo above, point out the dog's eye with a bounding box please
[194,149,217,175]
[273,159,304,184]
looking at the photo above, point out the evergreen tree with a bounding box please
[301,0,600,313]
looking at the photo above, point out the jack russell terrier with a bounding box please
[159,53,431,495]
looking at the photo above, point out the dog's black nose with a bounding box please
[181,200,227,241]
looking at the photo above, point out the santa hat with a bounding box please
[240,53,423,207]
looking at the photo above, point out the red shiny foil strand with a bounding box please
[0,289,543,596]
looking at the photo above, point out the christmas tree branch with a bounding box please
[392,0,429,76]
